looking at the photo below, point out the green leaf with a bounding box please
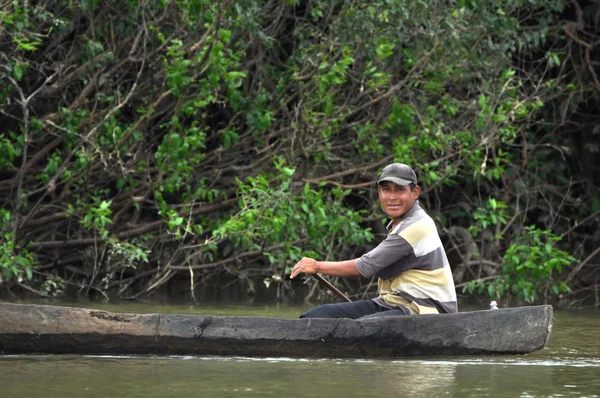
[282,167,296,177]
[13,63,23,80]
[478,94,487,107]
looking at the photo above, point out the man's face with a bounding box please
[377,181,420,220]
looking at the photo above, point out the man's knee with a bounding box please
[299,303,342,318]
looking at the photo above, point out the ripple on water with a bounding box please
[410,357,600,368]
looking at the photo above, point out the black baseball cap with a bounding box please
[375,163,417,186]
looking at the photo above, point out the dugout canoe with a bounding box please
[0,302,553,358]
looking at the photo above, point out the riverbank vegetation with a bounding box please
[1,0,598,307]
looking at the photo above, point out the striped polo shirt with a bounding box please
[356,200,458,314]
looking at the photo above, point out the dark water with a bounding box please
[1,301,599,397]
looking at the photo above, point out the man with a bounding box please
[290,163,457,318]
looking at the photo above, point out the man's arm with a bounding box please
[290,257,361,279]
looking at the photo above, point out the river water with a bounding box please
[1,301,599,397]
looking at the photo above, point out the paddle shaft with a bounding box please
[314,273,352,302]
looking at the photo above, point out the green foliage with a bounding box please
[315,46,355,94]
[164,208,193,240]
[1,0,589,303]
[0,235,35,283]
[464,227,575,303]
[163,39,194,97]
[469,198,508,239]
[80,200,113,239]
[0,211,34,283]
[214,159,373,274]
[0,134,18,168]
[106,238,150,269]
[155,124,206,193]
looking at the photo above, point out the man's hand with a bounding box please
[290,257,319,279]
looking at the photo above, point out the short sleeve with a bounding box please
[355,234,414,278]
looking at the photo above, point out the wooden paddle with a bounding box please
[313,273,352,302]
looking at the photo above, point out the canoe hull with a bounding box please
[0,302,553,358]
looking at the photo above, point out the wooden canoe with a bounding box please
[0,302,553,358]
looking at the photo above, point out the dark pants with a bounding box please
[299,299,410,319]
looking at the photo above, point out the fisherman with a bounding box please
[290,163,457,318]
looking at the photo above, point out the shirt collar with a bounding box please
[385,200,421,232]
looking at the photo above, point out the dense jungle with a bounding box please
[0,0,599,307]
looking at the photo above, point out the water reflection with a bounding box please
[3,354,600,397]
[1,355,458,397]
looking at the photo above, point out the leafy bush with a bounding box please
[214,160,373,283]
[0,211,34,284]
[2,0,595,304]
[464,226,576,303]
